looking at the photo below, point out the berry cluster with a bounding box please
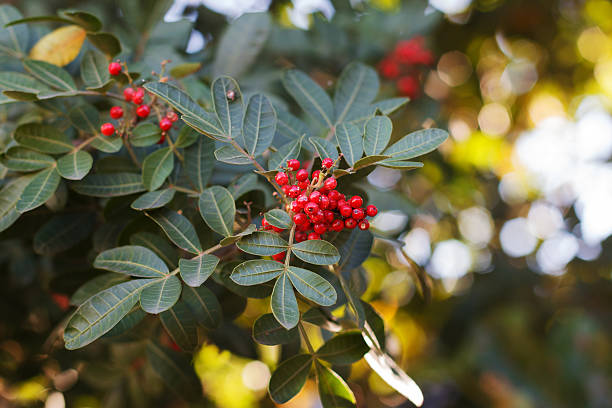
[263,158,378,260]
[100,61,178,143]
[377,36,434,99]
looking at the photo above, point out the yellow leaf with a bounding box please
[29,25,86,66]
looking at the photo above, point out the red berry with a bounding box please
[314,223,327,234]
[262,219,272,230]
[136,104,150,118]
[296,169,309,182]
[275,172,289,186]
[272,252,286,261]
[307,233,321,240]
[309,191,321,203]
[379,57,400,79]
[100,122,115,136]
[108,62,122,76]
[288,185,300,198]
[296,194,309,207]
[322,158,334,169]
[329,200,338,210]
[226,90,236,101]
[331,219,344,232]
[167,112,178,122]
[339,205,352,218]
[159,118,173,131]
[358,220,370,230]
[337,199,347,208]
[123,87,134,101]
[132,88,145,104]
[298,181,309,190]
[293,213,307,225]
[366,205,378,217]
[328,190,341,201]
[312,170,321,181]
[110,106,123,119]
[304,202,319,214]
[310,210,324,223]
[272,226,284,233]
[287,159,300,171]
[352,208,365,220]
[297,221,311,232]
[290,201,301,213]
[295,232,308,242]
[323,210,335,223]
[397,76,420,99]
[156,134,166,144]
[282,185,292,195]
[323,177,337,190]
[349,196,363,208]
[345,218,357,229]
[319,195,330,209]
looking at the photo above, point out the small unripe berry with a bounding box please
[339,205,352,218]
[307,233,321,240]
[108,62,122,76]
[296,169,309,182]
[159,118,173,131]
[287,159,300,171]
[331,219,344,232]
[352,208,365,220]
[272,252,286,261]
[123,87,134,101]
[275,172,289,186]
[226,90,235,101]
[100,122,115,136]
[136,104,150,118]
[349,195,363,208]
[167,112,178,122]
[323,177,337,190]
[110,106,123,119]
[358,220,370,230]
[293,213,307,225]
[322,158,334,169]
[366,205,378,217]
[345,218,357,229]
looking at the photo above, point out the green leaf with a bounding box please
[198,186,235,237]
[16,167,60,213]
[378,159,424,170]
[282,69,333,128]
[219,224,257,246]
[184,136,215,191]
[0,72,47,99]
[212,12,271,78]
[231,259,284,286]
[291,240,340,265]
[140,275,182,314]
[169,62,202,78]
[181,113,226,141]
[372,97,409,115]
[214,144,252,165]
[316,363,356,408]
[1,147,55,172]
[131,188,175,210]
[364,116,392,156]
[70,273,128,306]
[64,279,152,349]
[253,313,299,345]
[265,209,292,230]
[14,123,73,154]
[352,155,390,170]
[72,173,145,197]
[335,228,373,272]
[286,266,337,306]
[334,62,379,124]
[268,354,313,403]
[316,330,369,365]
[174,125,199,148]
[236,231,288,256]
[241,93,276,156]
[276,108,311,142]
[179,254,219,287]
[182,285,222,329]
[0,5,29,57]
[362,301,386,351]
[142,147,174,191]
[309,137,339,161]
[228,173,258,198]
[364,349,423,407]
[102,306,146,337]
[383,128,449,160]
[130,232,177,269]
[146,209,202,254]
[86,32,121,57]
[211,76,243,139]
[143,81,208,118]
[216,261,274,298]
[339,275,365,327]
[23,59,77,91]
[160,300,199,351]
[94,245,169,277]
[33,213,94,255]
[271,273,299,330]
[335,122,362,167]
[57,150,93,180]
[62,9,102,31]
[146,341,201,398]
[69,104,123,153]
[268,137,303,170]
[0,176,33,232]
[131,123,162,147]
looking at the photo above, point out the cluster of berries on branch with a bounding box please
[378,36,434,99]
[100,60,178,143]
[263,158,378,260]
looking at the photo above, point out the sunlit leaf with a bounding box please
[315,363,356,408]
[29,25,86,66]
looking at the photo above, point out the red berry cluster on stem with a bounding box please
[263,158,378,256]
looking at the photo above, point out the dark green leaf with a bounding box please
[14,123,73,154]
[33,213,94,255]
[23,59,76,92]
[131,188,175,210]
[383,128,448,160]
[276,108,311,142]
[142,147,174,191]
[372,97,409,115]
[268,137,303,170]
[169,62,202,78]
[70,273,128,306]
[291,240,340,265]
[182,285,222,329]
[0,5,29,57]
[160,300,199,351]
[309,137,339,161]
[378,159,424,170]
[131,123,161,147]
[362,301,385,351]
[236,231,288,256]
[219,224,257,246]
[335,122,362,167]
[80,50,111,90]
[198,186,235,236]
[0,176,33,232]
[174,125,199,148]
[130,232,177,269]
[231,259,284,286]
[140,275,182,314]
[86,32,121,57]
[0,72,47,95]
[265,209,292,230]
[214,144,252,164]
[146,209,202,254]
[253,313,299,345]
[352,155,390,170]
[316,363,356,408]
[364,116,392,156]
[16,167,60,213]
[334,62,379,124]
[241,93,276,156]
[268,354,313,403]
[1,147,55,172]
[316,330,369,365]
[62,9,102,31]
[184,135,215,191]
[211,75,243,139]
[146,341,201,398]
[72,173,145,197]
[143,81,207,118]
[94,245,169,277]
[286,266,337,306]
[335,229,373,271]
[179,254,219,287]
[181,113,226,141]
[271,273,299,329]
[282,69,333,128]
[57,150,93,180]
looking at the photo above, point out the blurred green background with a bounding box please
[1,0,612,407]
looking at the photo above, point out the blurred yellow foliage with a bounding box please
[369,0,401,12]
[449,131,513,175]
[29,25,86,66]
